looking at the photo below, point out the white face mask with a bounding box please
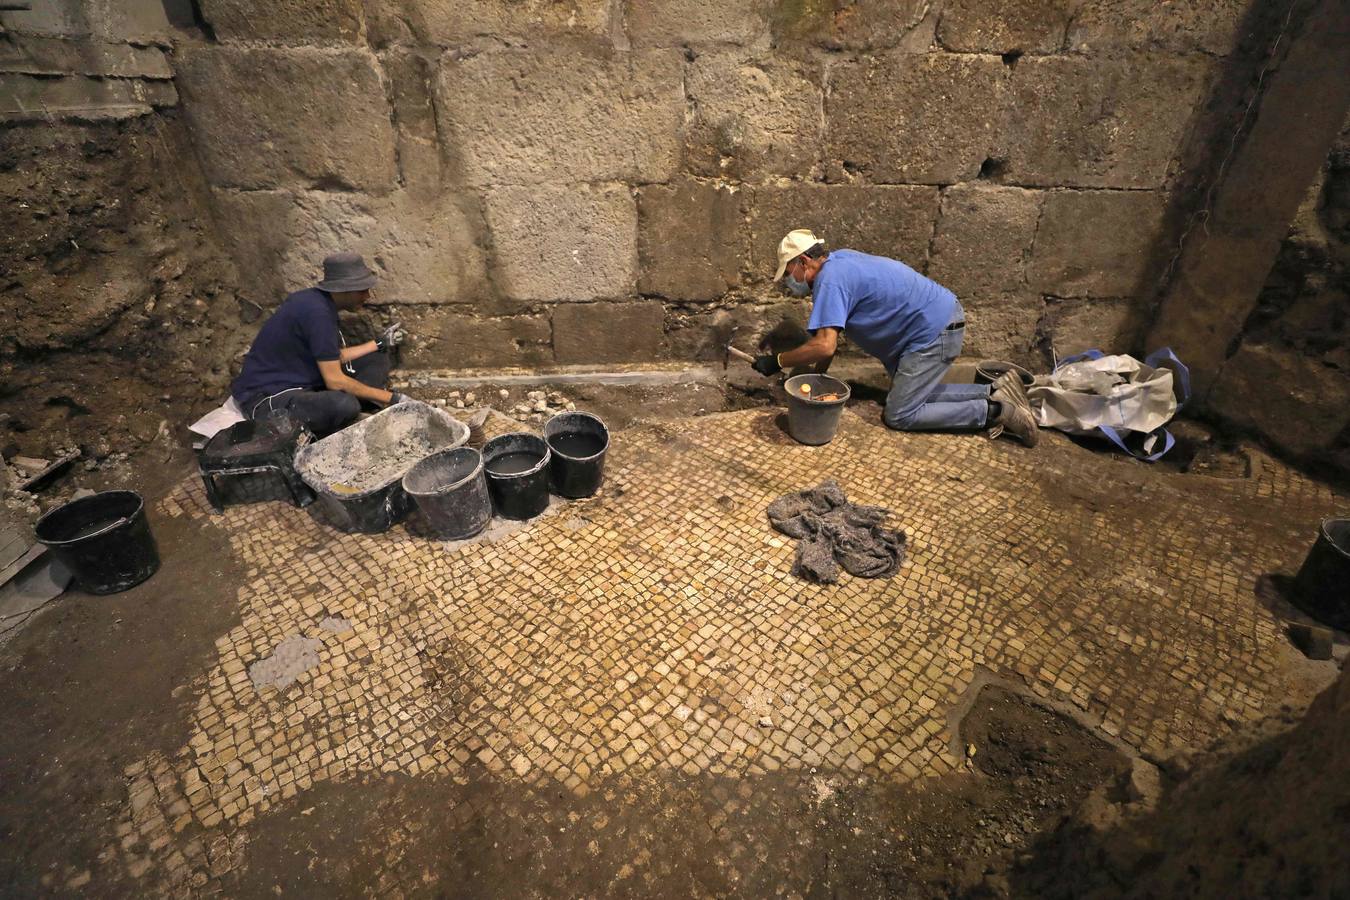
[784,272,811,297]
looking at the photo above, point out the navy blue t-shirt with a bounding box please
[807,250,956,375]
[231,288,341,409]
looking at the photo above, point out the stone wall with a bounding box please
[1208,115,1350,478]
[174,0,1254,370]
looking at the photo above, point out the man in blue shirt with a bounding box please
[231,252,410,437]
[751,230,1037,446]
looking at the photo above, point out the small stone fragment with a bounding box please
[465,393,476,404]
[758,716,773,728]
[499,389,510,400]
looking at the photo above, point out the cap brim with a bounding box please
[317,274,377,292]
[773,260,788,282]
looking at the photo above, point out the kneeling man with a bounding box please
[752,230,1036,446]
[231,252,409,437]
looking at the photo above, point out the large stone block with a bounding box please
[1069,0,1249,56]
[1041,297,1144,357]
[1029,190,1167,297]
[368,0,611,46]
[626,0,769,48]
[0,36,173,79]
[638,178,743,301]
[486,183,637,303]
[1209,342,1350,456]
[746,183,939,281]
[685,51,823,180]
[664,299,811,361]
[210,188,490,307]
[175,47,398,193]
[437,46,684,187]
[827,53,1009,184]
[198,0,364,44]
[1008,54,1217,189]
[773,0,928,50]
[397,310,553,369]
[0,74,176,122]
[553,301,665,364]
[0,0,171,42]
[936,0,1076,54]
[928,184,1042,297]
[380,48,444,195]
[959,295,1044,366]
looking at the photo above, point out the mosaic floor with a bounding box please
[110,408,1341,891]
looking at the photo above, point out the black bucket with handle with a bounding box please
[482,432,552,520]
[34,490,160,595]
[403,447,492,540]
[544,411,610,499]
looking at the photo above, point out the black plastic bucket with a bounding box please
[34,490,160,595]
[482,432,551,520]
[403,447,492,541]
[544,411,610,499]
[1292,517,1350,629]
[975,359,1035,387]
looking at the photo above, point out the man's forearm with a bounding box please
[779,340,833,369]
[328,373,393,405]
[339,340,379,363]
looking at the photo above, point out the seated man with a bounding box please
[752,229,1037,446]
[231,252,409,437]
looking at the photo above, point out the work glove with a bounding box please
[386,391,410,407]
[375,322,406,352]
[751,354,782,377]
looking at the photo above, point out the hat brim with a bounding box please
[317,273,377,292]
[773,260,789,282]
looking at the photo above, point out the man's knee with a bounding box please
[883,405,921,431]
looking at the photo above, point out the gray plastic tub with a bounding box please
[784,374,851,446]
[294,401,469,533]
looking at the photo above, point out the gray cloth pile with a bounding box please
[766,480,906,584]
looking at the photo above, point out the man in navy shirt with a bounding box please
[231,252,409,437]
[752,230,1037,446]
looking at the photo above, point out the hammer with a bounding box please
[722,325,756,369]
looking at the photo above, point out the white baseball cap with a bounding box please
[774,229,824,281]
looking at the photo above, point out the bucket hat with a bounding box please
[316,252,377,292]
[774,229,824,281]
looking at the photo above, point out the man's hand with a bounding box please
[375,322,407,352]
[386,391,410,407]
[751,354,782,377]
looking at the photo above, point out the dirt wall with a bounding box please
[0,1,249,469]
[169,0,1259,371]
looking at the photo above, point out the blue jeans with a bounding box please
[883,301,990,432]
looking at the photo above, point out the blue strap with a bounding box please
[1055,348,1105,371]
[1144,347,1191,409]
[1096,424,1176,462]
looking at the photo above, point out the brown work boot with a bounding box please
[991,399,1039,447]
[991,371,1032,416]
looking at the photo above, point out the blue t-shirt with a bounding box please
[806,250,957,374]
[231,288,342,409]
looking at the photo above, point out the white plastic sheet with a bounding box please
[1028,354,1178,436]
